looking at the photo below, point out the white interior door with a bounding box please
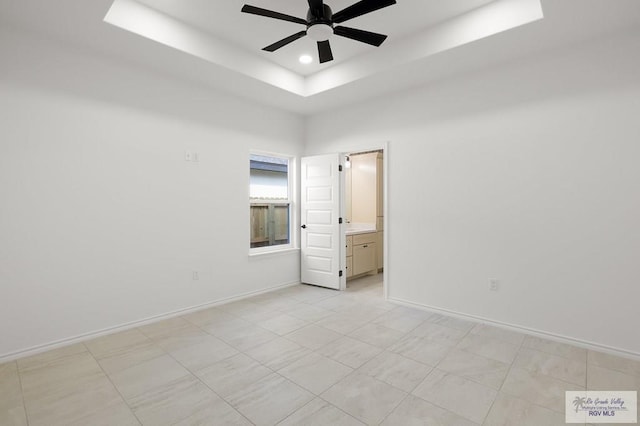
[301,154,344,290]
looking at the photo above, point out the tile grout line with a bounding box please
[408,391,483,425]
[15,360,31,426]
[174,291,378,423]
[264,283,391,423]
[89,335,170,384]
[481,329,528,425]
[373,391,410,425]
[278,395,365,426]
[313,368,406,426]
[16,344,95,425]
[397,320,489,425]
[158,309,300,425]
[159,339,257,426]
[374,339,445,426]
[233,280,392,424]
[586,350,590,391]
[522,336,590,363]
[90,343,144,426]
[433,319,475,370]
[513,337,590,389]
[93,318,250,425]
[138,309,266,425]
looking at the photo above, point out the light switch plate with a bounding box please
[489,279,500,291]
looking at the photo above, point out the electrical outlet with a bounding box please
[192,271,199,281]
[489,279,500,291]
[185,151,199,162]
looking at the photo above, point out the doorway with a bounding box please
[344,149,384,294]
[300,146,387,297]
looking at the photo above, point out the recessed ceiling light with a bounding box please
[299,54,313,65]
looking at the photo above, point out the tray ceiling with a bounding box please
[104,0,544,96]
[2,0,640,114]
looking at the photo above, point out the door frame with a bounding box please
[341,142,389,299]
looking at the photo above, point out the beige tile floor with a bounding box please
[1,274,639,425]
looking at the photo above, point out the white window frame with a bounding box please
[249,151,296,255]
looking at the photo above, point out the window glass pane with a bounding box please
[250,204,269,247]
[273,205,290,243]
[250,204,290,248]
[250,154,288,200]
[249,154,291,249]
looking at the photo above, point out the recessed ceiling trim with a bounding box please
[306,0,544,96]
[104,0,306,95]
[104,0,543,99]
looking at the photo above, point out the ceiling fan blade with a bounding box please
[241,5,307,25]
[317,40,334,63]
[332,0,396,24]
[308,0,324,15]
[263,31,308,52]
[334,26,387,46]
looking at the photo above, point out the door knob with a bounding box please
[301,225,307,229]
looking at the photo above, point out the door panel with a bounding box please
[307,233,332,249]
[306,210,332,225]
[307,187,332,201]
[301,154,344,290]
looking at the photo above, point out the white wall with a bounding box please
[306,30,640,355]
[0,28,304,359]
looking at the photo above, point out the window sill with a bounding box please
[249,247,300,259]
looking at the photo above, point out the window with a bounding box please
[250,154,291,250]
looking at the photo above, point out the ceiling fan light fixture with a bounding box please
[307,23,333,41]
[299,54,313,64]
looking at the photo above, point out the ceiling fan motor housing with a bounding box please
[307,4,334,41]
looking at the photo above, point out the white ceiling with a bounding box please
[1,0,640,115]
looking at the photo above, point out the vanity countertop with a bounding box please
[345,223,376,236]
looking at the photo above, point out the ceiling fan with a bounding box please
[241,0,397,64]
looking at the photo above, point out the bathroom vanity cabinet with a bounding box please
[346,232,377,278]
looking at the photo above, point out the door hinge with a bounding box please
[339,270,343,277]
[339,164,343,172]
[339,217,343,224]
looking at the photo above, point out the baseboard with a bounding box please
[0,280,301,363]
[389,297,640,362]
